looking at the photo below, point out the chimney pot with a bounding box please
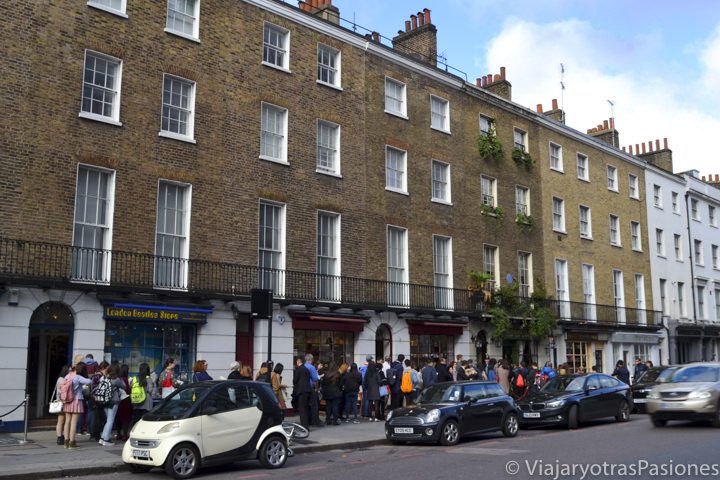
[537,104,543,113]
[411,14,417,30]
[587,129,592,134]
[372,31,379,42]
[628,145,633,155]
[493,74,500,82]
[648,141,653,152]
[423,8,431,24]
[641,143,646,154]
[622,146,626,152]
[597,124,603,130]
[311,0,318,7]
[500,66,506,79]
[610,117,615,129]
[476,78,482,87]
[487,72,493,83]
[703,176,707,181]
[635,144,640,154]
[405,20,411,32]
[551,98,558,110]
[603,120,609,129]
[716,174,719,181]
[663,138,668,149]
[417,12,424,27]
[655,139,660,151]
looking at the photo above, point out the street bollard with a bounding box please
[20,395,29,444]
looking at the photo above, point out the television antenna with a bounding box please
[607,99,616,146]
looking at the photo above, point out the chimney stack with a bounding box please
[587,117,619,147]
[298,0,339,24]
[392,8,438,66]
[544,98,565,124]
[634,137,674,173]
[476,67,512,101]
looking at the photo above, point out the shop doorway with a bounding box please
[235,313,254,370]
[27,302,74,420]
[375,324,392,362]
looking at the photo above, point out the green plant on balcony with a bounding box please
[490,307,512,345]
[522,282,557,340]
[467,270,495,307]
[480,203,504,220]
[515,212,534,227]
[477,127,503,164]
[512,147,534,170]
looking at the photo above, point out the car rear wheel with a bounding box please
[651,416,666,428]
[502,413,519,437]
[615,401,630,422]
[567,405,579,429]
[164,443,199,479]
[258,436,288,469]
[439,420,460,446]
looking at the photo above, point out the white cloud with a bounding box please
[483,19,720,177]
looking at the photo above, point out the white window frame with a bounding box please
[79,50,123,126]
[656,229,665,257]
[159,74,196,143]
[479,114,492,137]
[555,259,570,318]
[317,211,341,302]
[653,185,662,208]
[659,278,668,315]
[385,146,408,194]
[518,251,533,298]
[712,244,719,270]
[433,235,454,310]
[431,160,451,204]
[607,165,618,192]
[483,244,499,287]
[258,199,286,296]
[262,22,290,71]
[481,175,497,208]
[552,197,566,233]
[691,198,700,221]
[674,234,683,261]
[515,185,530,215]
[549,142,563,172]
[430,95,450,133]
[87,0,128,18]
[316,119,341,176]
[672,192,680,214]
[631,221,642,251]
[709,205,717,227]
[165,0,200,42]
[715,287,720,320]
[582,263,597,321]
[628,174,639,199]
[697,284,706,319]
[577,153,589,181]
[579,205,592,239]
[609,215,620,246]
[384,77,407,118]
[71,164,116,283]
[387,225,409,307]
[317,43,341,89]
[635,273,646,323]
[514,128,528,152]
[677,282,686,318]
[154,180,192,290]
[695,239,704,266]
[613,269,626,323]
[260,102,288,164]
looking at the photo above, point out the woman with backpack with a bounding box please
[158,358,179,398]
[99,364,127,446]
[62,362,92,449]
[130,363,153,429]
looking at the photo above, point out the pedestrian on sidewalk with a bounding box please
[116,364,132,441]
[192,360,213,382]
[292,357,312,429]
[389,355,404,410]
[99,364,126,446]
[271,363,288,409]
[401,359,420,406]
[89,361,109,441]
[131,363,153,429]
[321,362,342,425]
[63,361,92,449]
[362,356,381,421]
[228,361,242,379]
[359,357,370,417]
[421,358,437,389]
[255,362,271,383]
[53,365,70,445]
[341,363,362,423]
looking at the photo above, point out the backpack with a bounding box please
[488,369,497,382]
[93,376,113,406]
[514,372,525,388]
[160,370,174,388]
[59,376,75,404]
[385,367,397,387]
[537,373,549,387]
[131,377,146,405]
[400,371,413,393]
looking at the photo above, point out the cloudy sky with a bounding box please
[324,0,720,178]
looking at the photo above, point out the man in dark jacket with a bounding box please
[435,357,453,382]
[390,354,405,410]
[612,360,631,385]
[292,357,312,428]
[421,358,438,388]
[632,357,648,384]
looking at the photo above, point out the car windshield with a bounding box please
[670,366,720,383]
[540,376,585,393]
[417,384,463,404]
[638,367,676,384]
[152,386,211,419]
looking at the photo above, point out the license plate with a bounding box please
[661,402,684,409]
[132,449,150,459]
[523,412,541,418]
[394,427,414,434]
[633,398,646,403]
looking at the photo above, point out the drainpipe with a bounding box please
[684,191,703,360]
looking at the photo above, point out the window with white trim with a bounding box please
[555,259,570,318]
[88,0,126,16]
[431,160,451,203]
[607,165,618,191]
[160,74,196,141]
[674,234,683,260]
[659,278,668,315]
[582,264,596,320]
[481,175,496,207]
[609,215,620,246]
[317,211,340,301]
[712,244,719,269]
[691,198,700,220]
[260,103,288,163]
[155,181,191,289]
[385,146,407,193]
[579,205,592,239]
[479,115,492,137]
[317,44,340,88]
[166,0,200,40]
[695,239,704,266]
[387,226,409,306]
[385,77,406,117]
[635,274,646,322]
[514,128,527,152]
[549,142,563,171]
[628,174,639,199]
[316,120,340,175]
[653,185,662,208]
[613,269,625,323]
[677,282,685,317]
[698,284,706,319]
[263,23,289,70]
[672,192,679,213]
[631,221,641,251]
[518,251,532,298]
[552,197,565,232]
[483,244,499,288]
[72,166,115,282]
[259,200,286,295]
[433,235,454,309]
[715,288,720,320]
[430,95,449,132]
[656,229,665,256]
[515,186,529,215]
[577,153,589,181]
[710,205,717,226]
[80,50,122,124]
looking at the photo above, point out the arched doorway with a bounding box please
[27,302,74,420]
[375,324,392,362]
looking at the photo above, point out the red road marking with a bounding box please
[399,452,424,459]
[235,474,271,479]
[298,465,329,472]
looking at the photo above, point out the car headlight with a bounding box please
[546,399,566,409]
[386,410,394,421]
[157,422,181,434]
[425,409,441,423]
[647,391,661,399]
[688,390,712,399]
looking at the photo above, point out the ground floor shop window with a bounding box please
[293,330,354,365]
[566,341,588,373]
[410,334,455,365]
[104,321,196,379]
[633,344,651,362]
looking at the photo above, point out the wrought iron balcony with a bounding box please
[547,299,662,327]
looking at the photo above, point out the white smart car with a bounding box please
[123,380,289,479]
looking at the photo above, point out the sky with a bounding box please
[314,0,720,178]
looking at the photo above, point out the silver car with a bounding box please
[646,363,720,427]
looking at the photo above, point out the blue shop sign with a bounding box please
[103,303,211,324]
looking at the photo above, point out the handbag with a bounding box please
[379,385,389,397]
[49,384,63,414]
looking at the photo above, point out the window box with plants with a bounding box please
[477,123,503,164]
[515,212,534,227]
[480,203,503,219]
[512,147,534,170]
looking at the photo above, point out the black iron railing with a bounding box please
[547,299,661,327]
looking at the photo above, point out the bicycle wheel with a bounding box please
[282,421,309,439]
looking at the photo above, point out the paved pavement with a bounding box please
[0,416,387,480]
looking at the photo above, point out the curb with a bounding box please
[293,437,388,454]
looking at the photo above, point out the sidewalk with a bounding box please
[0,416,387,480]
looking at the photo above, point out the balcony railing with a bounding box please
[546,299,661,327]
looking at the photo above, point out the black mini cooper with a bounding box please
[385,381,519,446]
